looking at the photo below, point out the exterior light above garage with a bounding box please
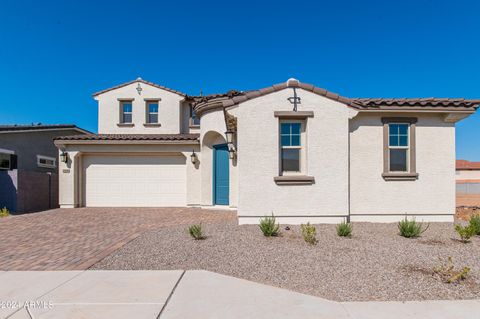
[190,150,197,164]
[60,151,69,163]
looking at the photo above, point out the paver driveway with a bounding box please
[0,207,236,271]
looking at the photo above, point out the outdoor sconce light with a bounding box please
[225,130,236,160]
[60,151,69,163]
[228,148,235,160]
[190,150,197,164]
[225,130,234,144]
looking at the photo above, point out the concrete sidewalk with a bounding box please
[0,270,478,319]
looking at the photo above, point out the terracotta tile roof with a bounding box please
[0,124,91,134]
[92,78,186,97]
[354,98,480,108]
[190,79,480,115]
[456,160,480,170]
[54,134,199,141]
[54,134,200,141]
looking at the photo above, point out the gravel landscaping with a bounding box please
[92,221,480,302]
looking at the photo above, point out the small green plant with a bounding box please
[398,216,429,238]
[336,221,352,237]
[454,224,476,243]
[433,256,470,284]
[188,224,205,240]
[468,214,480,236]
[259,213,280,237]
[300,223,317,245]
[0,207,10,218]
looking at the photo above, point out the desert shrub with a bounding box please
[259,213,280,237]
[300,223,317,245]
[336,221,352,237]
[0,207,9,218]
[188,224,205,240]
[398,217,429,238]
[454,224,476,243]
[433,256,470,284]
[468,214,480,236]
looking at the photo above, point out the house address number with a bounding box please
[62,169,70,173]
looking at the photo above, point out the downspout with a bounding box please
[347,120,351,223]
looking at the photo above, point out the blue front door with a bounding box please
[213,144,229,205]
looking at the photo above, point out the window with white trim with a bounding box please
[146,101,159,123]
[0,153,11,170]
[280,122,303,173]
[388,123,409,172]
[37,155,56,168]
[120,101,133,123]
[190,106,200,127]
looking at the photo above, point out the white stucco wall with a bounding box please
[96,82,185,134]
[230,88,355,224]
[349,113,456,222]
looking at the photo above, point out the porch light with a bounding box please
[228,147,235,160]
[60,151,69,163]
[225,130,234,144]
[190,150,197,164]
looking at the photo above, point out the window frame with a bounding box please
[388,123,410,172]
[0,149,15,171]
[279,120,305,176]
[37,155,56,169]
[382,117,418,181]
[190,105,200,127]
[119,100,133,124]
[0,153,11,170]
[146,101,159,124]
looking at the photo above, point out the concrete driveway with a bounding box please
[1,270,477,319]
[0,208,236,271]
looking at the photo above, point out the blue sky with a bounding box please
[1,0,479,159]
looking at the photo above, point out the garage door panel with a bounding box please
[83,155,186,207]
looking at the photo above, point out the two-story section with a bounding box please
[55,78,202,209]
[96,78,199,135]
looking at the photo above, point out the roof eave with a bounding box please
[54,139,199,146]
[92,79,186,98]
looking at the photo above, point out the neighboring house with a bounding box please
[54,78,479,223]
[456,159,480,195]
[0,124,90,213]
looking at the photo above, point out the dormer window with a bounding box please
[190,106,200,127]
[120,101,133,124]
[146,101,159,124]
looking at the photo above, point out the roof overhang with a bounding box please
[192,79,479,118]
[0,127,92,134]
[92,78,186,99]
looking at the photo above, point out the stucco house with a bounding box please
[54,78,479,223]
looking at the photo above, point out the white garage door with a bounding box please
[83,155,186,207]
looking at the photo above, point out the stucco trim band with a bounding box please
[274,111,314,118]
[274,175,315,185]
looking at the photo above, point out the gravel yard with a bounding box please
[92,221,480,302]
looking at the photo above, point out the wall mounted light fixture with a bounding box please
[225,130,236,159]
[190,150,197,164]
[60,151,69,163]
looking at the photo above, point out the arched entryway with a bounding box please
[201,131,230,206]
